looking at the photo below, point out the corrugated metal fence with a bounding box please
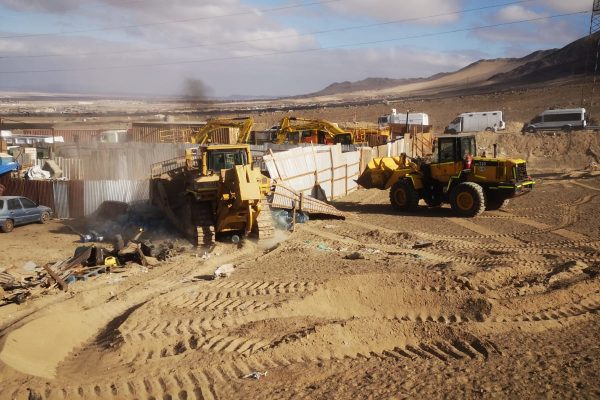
[1,177,148,219]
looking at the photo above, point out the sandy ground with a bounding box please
[1,167,600,399]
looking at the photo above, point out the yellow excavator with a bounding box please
[191,117,254,145]
[272,117,355,145]
[150,143,273,246]
[357,134,534,216]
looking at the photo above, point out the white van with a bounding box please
[378,109,429,130]
[445,111,505,134]
[523,108,586,133]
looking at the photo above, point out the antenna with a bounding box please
[591,0,600,34]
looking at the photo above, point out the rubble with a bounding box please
[0,234,178,306]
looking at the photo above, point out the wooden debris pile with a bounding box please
[0,238,182,307]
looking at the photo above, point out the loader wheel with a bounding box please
[486,198,510,211]
[389,180,419,212]
[450,182,485,217]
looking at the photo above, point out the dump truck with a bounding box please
[356,134,534,217]
[150,144,273,246]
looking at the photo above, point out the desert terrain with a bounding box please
[1,163,600,399]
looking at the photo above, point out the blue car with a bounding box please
[0,196,53,233]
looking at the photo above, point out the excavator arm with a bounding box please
[191,117,254,145]
[273,116,353,144]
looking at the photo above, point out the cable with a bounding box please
[0,0,342,39]
[0,11,589,75]
[0,0,537,60]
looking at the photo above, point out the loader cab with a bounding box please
[432,135,476,164]
[430,135,476,182]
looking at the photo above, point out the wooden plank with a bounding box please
[42,263,69,292]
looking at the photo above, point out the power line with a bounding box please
[0,0,341,40]
[0,0,536,60]
[0,10,589,75]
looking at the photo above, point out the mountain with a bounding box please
[488,34,597,84]
[304,35,591,100]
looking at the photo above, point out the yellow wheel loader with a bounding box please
[356,134,534,217]
[150,144,274,246]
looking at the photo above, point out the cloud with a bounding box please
[542,0,590,13]
[325,0,463,24]
[0,0,80,13]
[494,5,546,23]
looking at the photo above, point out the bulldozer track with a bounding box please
[254,202,275,240]
[494,298,600,323]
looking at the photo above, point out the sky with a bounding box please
[0,0,592,98]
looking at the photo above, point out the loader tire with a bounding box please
[389,180,419,212]
[450,182,485,217]
[486,197,510,211]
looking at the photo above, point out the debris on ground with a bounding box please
[344,251,365,260]
[214,264,236,279]
[0,233,183,306]
[242,371,268,380]
[412,241,433,249]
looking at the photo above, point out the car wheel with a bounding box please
[1,219,14,233]
[450,182,485,217]
[527,126,536,133]
[40,211,50,224]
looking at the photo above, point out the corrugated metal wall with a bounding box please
[53,143,196,180]
[83,180,149,215]
[53,181,70,219]
[0,176,55,210]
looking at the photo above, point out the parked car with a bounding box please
[0,196,53,233]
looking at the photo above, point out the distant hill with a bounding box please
[303,34,591,100]
[488,34,596,84]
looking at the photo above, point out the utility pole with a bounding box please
[587,0,600,120]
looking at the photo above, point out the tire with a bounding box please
[424,197,443,207]
[1,219,14,233]
[486,198,509,211]
[561,125,572,133]
[449,182,485,217]
[39,211,50,224]
[527,126,536,134]
[389,180,420,212]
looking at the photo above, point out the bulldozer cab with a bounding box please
[206,148,249,173]
[185,145,252,176]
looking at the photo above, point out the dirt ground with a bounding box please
[1,166,600,399]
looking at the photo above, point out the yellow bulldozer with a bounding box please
[357,134,534,216]
[150,144,273,246]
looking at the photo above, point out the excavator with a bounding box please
[190,117,254,145]
[150,143,274,246]
[357,133,534,217]
[272,117,355,145]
